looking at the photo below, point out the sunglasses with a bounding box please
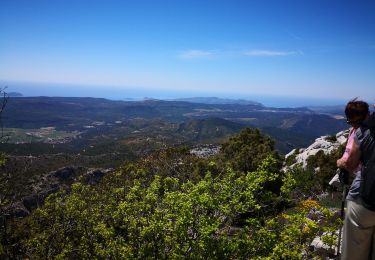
[346,118,361,125]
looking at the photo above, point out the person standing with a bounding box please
[337,100,375,260]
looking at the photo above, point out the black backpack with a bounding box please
[359,114,375,211]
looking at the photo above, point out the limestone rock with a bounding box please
[284,130,348,170]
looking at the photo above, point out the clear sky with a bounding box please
[0,0,374,105]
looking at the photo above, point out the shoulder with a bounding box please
[355,126,374,151]
[355,127,366,140]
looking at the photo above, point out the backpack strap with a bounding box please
[363,113,375,129]
[358,126,375,211]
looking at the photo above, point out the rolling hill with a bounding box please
[1,97,348,154]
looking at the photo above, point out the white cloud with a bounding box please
[178,49,302,59]
[179,50,214,59]
[244,49,300,57]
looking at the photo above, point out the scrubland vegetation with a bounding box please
[1,128,345,259]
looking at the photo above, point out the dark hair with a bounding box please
[345,98,369,123]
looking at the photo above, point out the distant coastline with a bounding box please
[1,80,350,108]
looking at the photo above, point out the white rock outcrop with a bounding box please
[284,130,349,170]
[190,145,221,158]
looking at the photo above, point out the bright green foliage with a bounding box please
[219,128,282,173]
[243,199,339,260]
[11,155,340,259]
[23,157,285,258]
[2,129,343,259]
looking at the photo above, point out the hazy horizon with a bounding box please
[1,80,353,108]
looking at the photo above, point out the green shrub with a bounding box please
[325,135,337,143]
[219,128,282,173]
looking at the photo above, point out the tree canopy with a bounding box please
[220,128,282,173]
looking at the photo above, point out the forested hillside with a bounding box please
[1,97,347,153]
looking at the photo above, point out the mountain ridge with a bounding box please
[172,97,263,106]
[1,96,347,154]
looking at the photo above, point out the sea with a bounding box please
[0,80,357,108]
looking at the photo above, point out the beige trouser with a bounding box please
[342,200,375,260]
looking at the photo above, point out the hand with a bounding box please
[337,158,343,168]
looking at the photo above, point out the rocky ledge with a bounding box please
[284,130,348,170]
[3,166,112,218]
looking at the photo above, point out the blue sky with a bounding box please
[0,0,374,106]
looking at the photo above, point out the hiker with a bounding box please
[337,100,375,260]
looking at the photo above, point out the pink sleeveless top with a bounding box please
[340,128,361,175]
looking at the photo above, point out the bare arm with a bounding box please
[337,140,361,172]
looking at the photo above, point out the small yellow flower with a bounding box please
[302,226,310,234]
[279,213,289,220]
[300,199,320,210]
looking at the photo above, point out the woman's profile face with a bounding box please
[346,116,362,128]
[347,113,370,128]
